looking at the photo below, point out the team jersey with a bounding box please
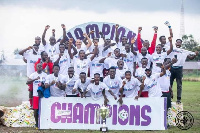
[136,52,152,68]
[151,52,167,73]
[90,56,104,78]
[73,58,91,76]
[63,75,79,95]
[158,70,171,92]
[123,52,136,73]
[44,42,59,60]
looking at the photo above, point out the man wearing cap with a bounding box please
[144,65,166,97]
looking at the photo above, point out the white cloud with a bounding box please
[0,5,200,53]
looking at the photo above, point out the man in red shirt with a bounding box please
[137,27,158,55]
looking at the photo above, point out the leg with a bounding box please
[29,91,33,108]
[170,68,176,89]
[34,109,38,127]
[176,68,183,102]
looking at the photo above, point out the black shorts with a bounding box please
[162,92,171,109]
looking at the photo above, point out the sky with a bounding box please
[0,0,200,53]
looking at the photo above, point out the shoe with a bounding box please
[176,100,181,104]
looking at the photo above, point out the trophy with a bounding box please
[98,105,110,132]
[164,21,171,28]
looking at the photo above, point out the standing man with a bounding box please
[170,39,199,103]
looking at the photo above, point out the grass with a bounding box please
[0,81,200,133]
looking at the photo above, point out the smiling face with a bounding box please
[75,39,82,49]
[36,63,43,72]
[68,67,74,78]
[117,60,124,69]
[114,48,120,57]
[143,40,150,49]
[80,73,86,83]
[141,47,147,56]
[59,44,65,53]
[141,58,148,68]
[49,36,56,45]
[121,36,127,45]
[109,68,116,79]
[160,36,166,45]
[176,40,182,48]
[79,50,85,60]
[125,44,130,52]
[145,69,152,77]
[53,66,60,75]
[156,45,162,54]
[94,74,100,84]
[125,71,131,80]
[41,51,48,61]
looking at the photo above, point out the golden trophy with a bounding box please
[98,105,109,132]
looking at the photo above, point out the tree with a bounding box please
[182,34,200,61]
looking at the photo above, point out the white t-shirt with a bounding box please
[44,42,60,60]
[103,75,122,97]
[86,82,109,101]
[29,72,47,96]
[104,57,128,69]
[89,45,104,57]
[151,52,167,73]
[63,75,79,95]
[123,52,136,73]
[90,56,104,78]
[122,77,141,98]
[45,74,66,97]
[116,42,126,54]
[23,52,40,77]
[136,52,152,68]
[135,67,148,91]
[102,47,113,57]
[73,58,91,76]
[116,68,128,79]
[73,77,92,96]
[53,53,71,75]
[158,70,171,92]
[144,73,162,97]
[74,45,88,59]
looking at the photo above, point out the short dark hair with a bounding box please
[125,71,131,75]
[68,67,74,70]
[33,44,39,47]
[80,72,86,76]
[176,39,182,43]
[59,43,65,47]
[79,50,85,54]
[141,57,148,61]
[114,48,120,51]
[109,66,116,71]
[41,51,46,56]
[94,73,100,77]
[159,36,165,41]
[53,64,60,69]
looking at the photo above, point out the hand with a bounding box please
[172,58,177,64]
[122,81,126,86]
[131,37,135,44]
[161,64,164,69]
[90,30,95,34]
[142,76,146,82]
[59,53,63,58]
[135,96,139,100]
[107,52,112,57]
[94,41,98,46]
[69,38,73,44]
[111,43,116,46]
[81,93,84,98]
[115,24,119,29]
[99,31,103,35]
[154,26,158,32]
[52,29,55,33]
[83,33,88,38]
[72,89,77,94]
[168,37,172,42]
[27,46,32,50]
[51,80,55,85]
[114,95,117,100]
[117,98,123,105]
[45,25,50,30]
[104,98,109,106]
[61,24,66,29]
[138,27,142,32]
[195,51,199,56]
[36,76,40,80]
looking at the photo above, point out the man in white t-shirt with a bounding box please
[118,71,144,105]
[69,39,98,76]
[116,60,128,80]
[42,24,66,60]
[135,58,149,97]
[151,37,173,73]
[84,73,110,106]
[63,67,79,97]
[53,44,71,75]
[27,63,47,127]
[72,72,92,97]
[19,44,40,108]
[45,65,66,97]
[144,65,166,97]
[169,39,198,103]
[104,67,122,99]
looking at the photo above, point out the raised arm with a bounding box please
[83,33,92,49]
[42,25,50,46]
[90,43,98,61]
[60,24,66,44]
[131,38,137,55]
[137,27,142,53]
[149,27,158,54]
[68,38,74,59]
[19,46,32,55]
[52,29,55,38]
[115,24,119,44]
[99,57,107,63]
[54,53,63,65]
[167,37,173,55]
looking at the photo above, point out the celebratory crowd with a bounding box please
[19,23,198,127]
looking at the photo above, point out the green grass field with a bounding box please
[0,81,200,133]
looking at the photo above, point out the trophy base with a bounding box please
[100,127,108,132]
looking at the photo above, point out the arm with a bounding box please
[83,31,94,45]
[54,54,62,65]
[118,81,126,105]
[52,29,55,38]
[103,43,116,51]
[68,38,74,59]
[115,24,119,44]
[57,81,66,90]
[108,90,117,100]
[60,24,66,44]
[42,25,50,46]
[19,46,32,55]
[137,27,142,53]
[160,65,166,77]
[99,57,107,63]
[165,58,177,69]
[102,89,109,106]
[90,44,98,61]
[135,78,145,100]
[187,51,199,60]
[149,28,157,54]
[84,33,92,49]
[167,37,173,55]
[133,62,136,77]
[131,43,137,55]
[27,77,39,84]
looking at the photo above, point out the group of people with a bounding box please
[19,23,198,127]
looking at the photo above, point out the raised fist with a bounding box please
[90,30,95,34]
[69,38,73,44]
[168,37,172,41]
[115,24,119,29]
[52,29,55,33]
[45,25,50,30]
[61,24,66,29]
[83,33,88,37]
[138,27,142,31]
